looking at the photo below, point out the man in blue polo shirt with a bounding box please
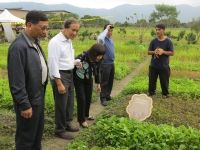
[98,24,115,106]
[148,24,174,98]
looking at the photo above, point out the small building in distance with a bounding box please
[0,8,71,19]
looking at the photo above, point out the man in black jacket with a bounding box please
[7,10,48,150]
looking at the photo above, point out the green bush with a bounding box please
[93,116,200,149]
[185,32,196,44]
[67,116,200,149]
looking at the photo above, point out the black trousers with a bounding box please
[51,70,74,135]
[148,66,170,96]
[15,85,44,150]
[74,76,93,123]
[100,64,115,102]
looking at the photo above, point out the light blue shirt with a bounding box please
[97,29,115,64]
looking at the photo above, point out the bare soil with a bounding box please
[42,58,150,150]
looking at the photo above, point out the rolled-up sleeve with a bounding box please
[97,29,108,45]
[48,41,61,79]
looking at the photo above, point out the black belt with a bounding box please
[60,70,72,73]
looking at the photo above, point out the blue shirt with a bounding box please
[97,29,115,64]
[148,38,174,69]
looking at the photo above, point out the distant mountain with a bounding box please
[0,2,199,23]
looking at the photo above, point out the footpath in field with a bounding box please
[42,58,150,150]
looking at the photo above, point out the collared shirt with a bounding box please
[48,31,75,79]
[22,30,47,84]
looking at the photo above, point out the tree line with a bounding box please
[47,4,200,44]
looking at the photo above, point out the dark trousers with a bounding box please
[100,64,115,102]
[51,70,74,135]
[74,76,93,123]
[15,86,44,150]
[148,66,170,96]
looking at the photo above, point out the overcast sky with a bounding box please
[0,0,200,9]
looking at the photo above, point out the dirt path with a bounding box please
[42,58,150,150]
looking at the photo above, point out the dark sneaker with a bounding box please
[55,132,74,140]
[101,101,107,106]
[106,96,112,101]
[66,123,79,132]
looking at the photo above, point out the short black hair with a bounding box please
[25,10,48,25]
[156,24,165,29]
[64,18,79,28]
[88,43,106,62]
[103,24,114,30]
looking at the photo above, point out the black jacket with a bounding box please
[74,51,101,84]
[7,31,48,111]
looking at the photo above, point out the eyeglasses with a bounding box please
[37,25,48,31]
[32,23,48,31]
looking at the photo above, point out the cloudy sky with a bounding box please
[0,0,200,9]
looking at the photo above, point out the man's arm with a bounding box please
[8,44,32,118]
[148,48,174,56]
[48,41,66,94]
[53,78,66,94]
[148,50,156,55]
[48,41,61,79]
[162,38,174,56]
[8,44,31,110]
[147,39,156,55]
[97,30,107,44]
[162,51,174,56]
[97,25,112,44]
